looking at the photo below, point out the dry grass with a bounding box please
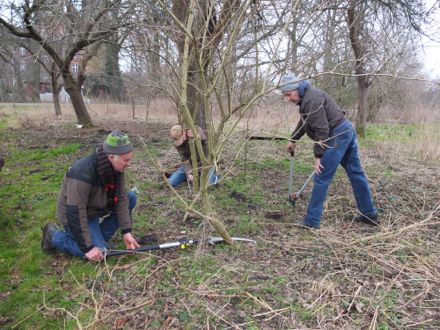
[0,99,178,128]
[36,132,440,328]
[2,101,440,329]
[0,96,299,135]
[363,123,440,162]
[377,103,440,124]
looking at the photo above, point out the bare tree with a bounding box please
[134,0,294,243]
[344,0,429,137]
[0,26,30,102]
[280,0,432,135]
[0,0,133,127]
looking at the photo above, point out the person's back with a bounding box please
[56,152,115,224]
[300,87,345,133]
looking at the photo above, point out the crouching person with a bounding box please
[41,129,140,261]
[168,125,218,188]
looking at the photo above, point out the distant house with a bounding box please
[3,42,116,103]
[36,52,84,101]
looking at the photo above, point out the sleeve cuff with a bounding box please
[121,228,132,235]
[82,245,94,253]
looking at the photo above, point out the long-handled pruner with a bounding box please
[187,180,193,195]
[288,150,315,206]
[289,170,315,206]
[104,237,256,257]
[288,152,295,206]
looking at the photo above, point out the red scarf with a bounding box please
[97,144,121,209]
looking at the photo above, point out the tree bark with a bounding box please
[51,63,62,116]
[52,90,62,116]
[12,63,26,102]
[347,0,369,138]
[63,74,93,127]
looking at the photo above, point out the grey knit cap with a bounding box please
[280,74,300,93]
[103,129,134,154]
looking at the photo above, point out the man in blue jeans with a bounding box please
[41,130,140,261]
[168,125,218,187]
[280,74,379,229]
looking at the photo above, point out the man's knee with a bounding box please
[127,191,137,210]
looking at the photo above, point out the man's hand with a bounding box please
[186,129,194,138]
[123,232,140,249]
[314,158,324,174]
[85,247,104,262]
[187,174,194,183]
[287,141,296,156]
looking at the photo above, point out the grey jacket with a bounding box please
[291,87,345,158]
[56,152,131,253]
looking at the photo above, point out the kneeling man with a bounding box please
[41,129,140,261]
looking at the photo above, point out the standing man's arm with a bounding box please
[301,99,329,174]
[302,99,330,158]
[289,118,306,155]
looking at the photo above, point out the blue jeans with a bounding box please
[304,120,377,228]
[168,164,219,187]
[52,191,137,258]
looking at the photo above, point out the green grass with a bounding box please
[376,288,402,329]
[0,123,256,326]
[365,123,417,142]
[291,302,314,322]
[0,125,85,328]
[0,119,438,328]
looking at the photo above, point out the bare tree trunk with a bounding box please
[52,89,62,116]
[347,0,369,138]
[63,75,93,127]
[356,79,368,136]
[29,60,40,102]
[176,0,234,245]
[150,33,161,83]
[51,63,62,116]
[12,63,26,102]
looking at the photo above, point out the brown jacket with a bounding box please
[56,151,131,253]
[291,87,345,158]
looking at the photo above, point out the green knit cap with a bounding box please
[103,129,133,154]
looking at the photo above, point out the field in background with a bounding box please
[1,99,439,162]
[2,92,439,133]
[0,103,440,329]
[0,98,299,135]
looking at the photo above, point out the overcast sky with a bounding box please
[421,0,440,78]
[420,40,440,78]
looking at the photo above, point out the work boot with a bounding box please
[354,214,380,226]
[296,220,320,229]
[41,223,59,253]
